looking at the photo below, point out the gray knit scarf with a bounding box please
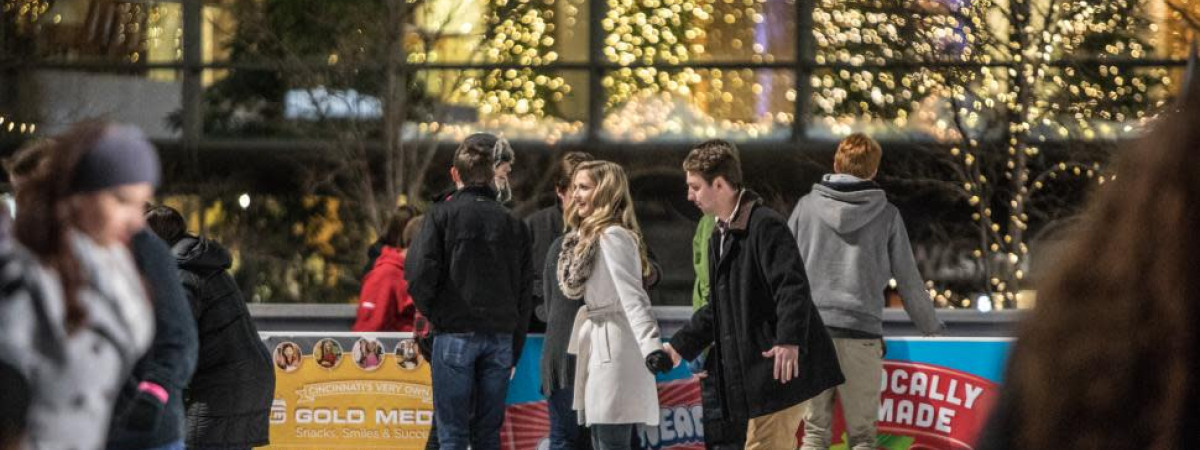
[556,231,599,300]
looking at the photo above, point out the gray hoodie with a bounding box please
[787,174,944,336]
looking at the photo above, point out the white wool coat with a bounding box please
[567,226,663,426]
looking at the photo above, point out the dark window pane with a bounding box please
[21,67,183,138]
[1030,65,1173,141]
[200,68,384,139]
[4,0,184,67]
[197,0,392,67]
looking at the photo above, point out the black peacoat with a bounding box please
[670,190,844,422]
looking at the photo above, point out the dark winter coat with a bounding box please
[669,190,844,421]
[107,230,199,448]
[406,185,535,362]
[538,236,577,396]
[526,204,563,311]
[172,235,275,448]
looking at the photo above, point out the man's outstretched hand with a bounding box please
[663,343,683,367]
[645,350,674,374]
[762,345,800,383]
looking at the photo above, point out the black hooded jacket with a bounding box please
[172,235,275,448]
[107,230,198,448]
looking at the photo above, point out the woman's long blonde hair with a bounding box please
[564,161,651,277]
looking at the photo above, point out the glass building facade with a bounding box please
[1,0,1196,307]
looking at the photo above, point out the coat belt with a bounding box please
[567,303,621,420]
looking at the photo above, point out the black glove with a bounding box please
[124,389,166,432]
[645,350,673,374]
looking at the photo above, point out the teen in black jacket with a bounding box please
[406,184,535,360]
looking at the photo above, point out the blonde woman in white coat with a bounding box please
[557,161,674,450]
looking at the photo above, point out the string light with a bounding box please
[462,0,570,119]
[414,0,796,140]
[0,115,37,135]
[810,0,1177,308]
[10,0,1187,308]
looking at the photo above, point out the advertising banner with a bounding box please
[262,333,433,449]
[261,334,1009,450]
[498,337,1011,450]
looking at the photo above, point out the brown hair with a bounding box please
[554,151,595,192]
[682,139,742,188]
[15,122,106,334]
[402,215,425,250]
[1005,97,1200,448]
[834,133,882,179]
[381,205,419,249]
[145,205,188,246]
[4,139,53,183]
[453,133,498,186]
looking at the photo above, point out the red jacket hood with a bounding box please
[373,246,405,270]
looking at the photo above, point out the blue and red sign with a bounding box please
[500,337,1011,450]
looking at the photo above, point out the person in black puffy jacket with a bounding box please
[146,205,275,450]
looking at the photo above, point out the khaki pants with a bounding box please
[745,402,805,449]
[800,338,884,450]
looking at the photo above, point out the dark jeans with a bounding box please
[424,340,439,450]
[590,424,633,450]
[432,333,513,450]
[425,416,439,450]
[548,387,588,449]
[141,440,184,450]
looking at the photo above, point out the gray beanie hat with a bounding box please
[492,136,515,203]
[69,124,161,194]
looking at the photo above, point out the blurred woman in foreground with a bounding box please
[0,121,159,448]
[979,88,1200,448]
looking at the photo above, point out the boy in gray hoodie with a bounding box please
[787,133,945,450]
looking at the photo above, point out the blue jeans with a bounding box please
[140,440,184,450]
[432,333,513,450]
[548,387,585,449]
[590,424,633,450]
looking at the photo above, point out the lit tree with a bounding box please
[466,0,570,118]
[601,0,701,107]
[812,0,1175,308]
[937,0,1169,308]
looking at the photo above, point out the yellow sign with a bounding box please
[267,337,433,449]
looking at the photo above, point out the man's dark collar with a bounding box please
[457,184,498,199]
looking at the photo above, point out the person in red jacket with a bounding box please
[353,209,421,332]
